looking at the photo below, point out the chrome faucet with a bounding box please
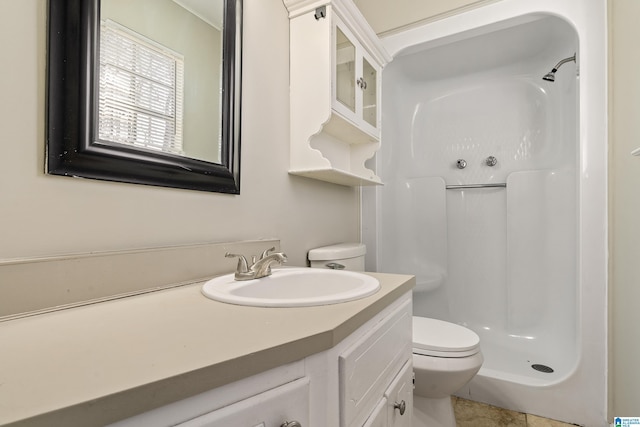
[225,247,288,281]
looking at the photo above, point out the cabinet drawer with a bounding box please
[339,299,412,427]
[176,378,309,427]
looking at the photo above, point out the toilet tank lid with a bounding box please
[308,243,366,260]
[413,316,480,353]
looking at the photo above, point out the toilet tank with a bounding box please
[308,243,366,271]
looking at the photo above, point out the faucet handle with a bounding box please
[259,247,276,260]
[225,252,249,273]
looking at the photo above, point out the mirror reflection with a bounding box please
[47,0,240,193]
[100,0,224,163]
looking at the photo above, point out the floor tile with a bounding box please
[526,413,578,427]
[454,398,527,427]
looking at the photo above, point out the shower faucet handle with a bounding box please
[486,156,498,167]
[456,159,467,169]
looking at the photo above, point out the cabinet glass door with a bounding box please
[336,27,356,113]
[362,57,377,128]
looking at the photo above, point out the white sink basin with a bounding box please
[201,268,380,307]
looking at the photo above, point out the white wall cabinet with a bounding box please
[108,293,412,427]
[284,0,391,186]
[333,17,381,139]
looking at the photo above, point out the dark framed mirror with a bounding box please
[46,0,241,193]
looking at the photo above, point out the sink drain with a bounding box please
[531,364,554,373]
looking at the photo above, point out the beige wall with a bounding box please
[353,0,497,35]
[0,0,359,266]
[609,0,640,416]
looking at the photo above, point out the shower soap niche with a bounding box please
[283,0,391,186]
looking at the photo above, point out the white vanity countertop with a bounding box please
[0,272,414,427]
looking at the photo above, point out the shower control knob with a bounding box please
[456,159,467,169]
[486,156,498,167]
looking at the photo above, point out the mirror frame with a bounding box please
[46,0,242,193]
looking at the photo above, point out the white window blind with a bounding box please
[99,20,184,155]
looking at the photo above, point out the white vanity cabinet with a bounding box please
[362,398,388,427]
[107,360,309,427]
[382,361,413,427]
[176,378,309,427]
[283,0,391,186]
[360,362,413,427]
[339,297,413,427]
[108,293,412,427]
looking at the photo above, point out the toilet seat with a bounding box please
[413,316,481,358]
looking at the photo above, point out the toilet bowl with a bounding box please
[308,243,483,426]
[412,316,483,427]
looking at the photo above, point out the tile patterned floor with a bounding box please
[453,397,579,427]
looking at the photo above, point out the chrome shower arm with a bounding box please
[543,53,576,82]
[551,54,576,72]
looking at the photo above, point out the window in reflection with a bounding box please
[101,0,223,163]
[99,20,185,155]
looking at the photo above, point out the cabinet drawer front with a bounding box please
[339,299,412,427]
[177,378,309,427]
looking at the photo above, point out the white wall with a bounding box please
[609,0,640,416]
[358,0,640,419]
[0,0,360,266]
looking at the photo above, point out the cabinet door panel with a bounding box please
[361,56,377,128]
[385,362,413,427]
[336,26,356,113]
[361,398,387,427]
[339,299,412,427]
[177,378,309,427]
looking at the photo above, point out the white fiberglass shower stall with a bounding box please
[363,0,607,425]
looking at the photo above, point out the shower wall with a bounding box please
[377,15,579,382]
[364,2,607,424]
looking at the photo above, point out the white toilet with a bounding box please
[308,242,366,270]
[412,316,483,427]
[308,243,483,427]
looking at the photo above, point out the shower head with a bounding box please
[542,53,576,82]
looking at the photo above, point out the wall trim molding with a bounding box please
[0,239,280,320]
